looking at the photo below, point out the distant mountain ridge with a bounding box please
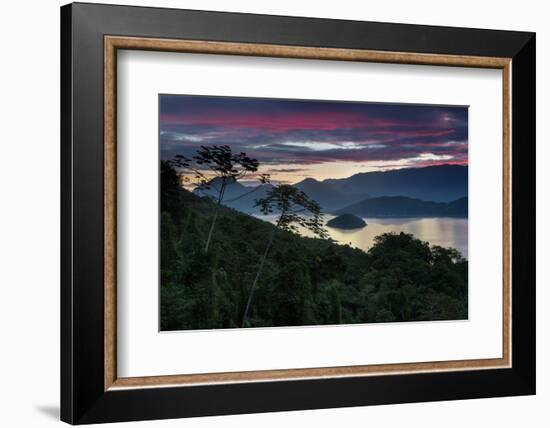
[336,196,468,218]
[319,164,467,203]
[194,164,468,216]
[294,178,369,211]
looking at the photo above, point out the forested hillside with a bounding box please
[160,161,468,331]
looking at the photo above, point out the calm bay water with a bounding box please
[255,214,468,259]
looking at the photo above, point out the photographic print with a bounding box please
[159,95,468,331]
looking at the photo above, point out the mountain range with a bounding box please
[194,179,273,214]
[336,196,468,218]
[320,164,467,202]
[194,164,468,217]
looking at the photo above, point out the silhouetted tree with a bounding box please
[169,145,268,252]
[242,184,329,326]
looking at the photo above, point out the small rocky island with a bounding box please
[326,213,367,229]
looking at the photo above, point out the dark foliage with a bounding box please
[167,145,270,252]
[326,213,367,229]
[160,161,468,330]
[241,184,329,326]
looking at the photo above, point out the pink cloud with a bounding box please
[160,110,415,132]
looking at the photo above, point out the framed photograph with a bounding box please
[61,2,535,424]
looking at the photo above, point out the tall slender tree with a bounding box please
[242,184,329,327]
[169,145,268,252]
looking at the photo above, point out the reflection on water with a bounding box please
[255,214,468,259]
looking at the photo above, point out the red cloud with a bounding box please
[160,110,413,132]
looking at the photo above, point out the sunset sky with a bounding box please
[160,95,468,185]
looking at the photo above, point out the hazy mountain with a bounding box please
[336,196,468,218]
[195,176,368,214]
[323,164,467,203]
[194,178,273,214]
[294,178,369,211]
[194,177,248,201]
[194,165,468,215]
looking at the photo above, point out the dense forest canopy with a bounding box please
[160,161,468,331]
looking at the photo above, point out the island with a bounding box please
[326,213,367,229]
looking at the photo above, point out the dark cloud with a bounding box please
[159,95,468,167]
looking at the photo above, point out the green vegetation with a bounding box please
[160,161,468,331]
[242,183,329,327]
[167,145,269,252]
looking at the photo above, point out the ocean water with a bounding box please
[255,214,468,258]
